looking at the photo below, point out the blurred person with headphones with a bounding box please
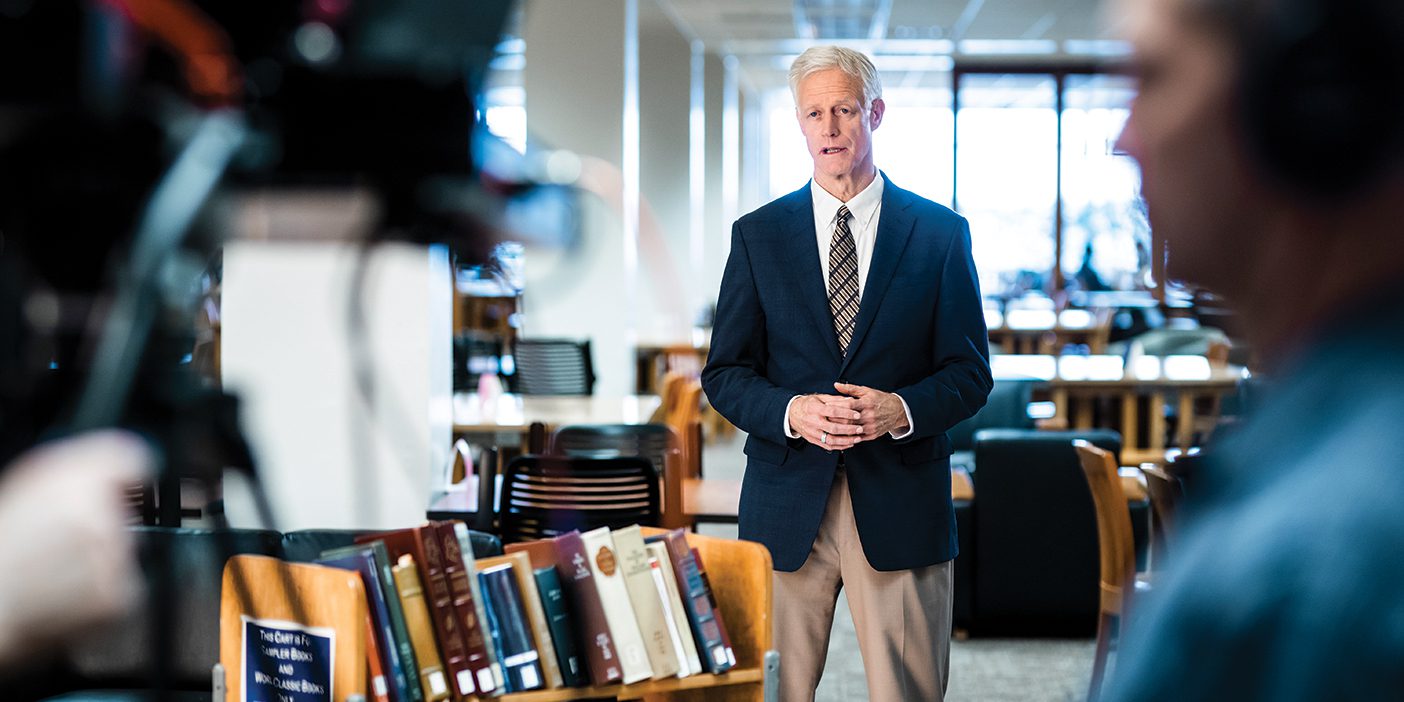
[1108,0,1404,697]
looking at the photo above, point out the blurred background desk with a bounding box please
[452,392,662,446]
[985,308,1113,355]
[634,339,708,394]
[993,354,1247,464]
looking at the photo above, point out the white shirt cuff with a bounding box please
[784,395,802,439]
[888,394,915,440]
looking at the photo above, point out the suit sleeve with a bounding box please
[701,222,797,446]
[892,216,992,441]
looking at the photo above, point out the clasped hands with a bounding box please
[789,383,909,450]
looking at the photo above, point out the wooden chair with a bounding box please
[664,379,744,528]
[497,455,661,544]
[1075,440,1145,702]
[649,371,687,424]
[1140,462,1185,559]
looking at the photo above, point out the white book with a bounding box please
[579,527,654,684]
[646,541,703,676]
[612,526,681,680]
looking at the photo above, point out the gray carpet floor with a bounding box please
[701,430,1096,701]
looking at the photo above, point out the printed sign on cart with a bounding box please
[242,616,336,702]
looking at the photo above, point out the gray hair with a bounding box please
[788,46,882,108]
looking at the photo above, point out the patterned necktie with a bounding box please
[828,205,860,355]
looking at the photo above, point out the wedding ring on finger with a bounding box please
[821,431,828,444]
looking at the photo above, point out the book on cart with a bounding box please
[645,540,702,676]
[219,554,368,702]
[475,552,565,689]
[645,529,736,674]
[578,526,653,684]
[611,525,681,680]
[448,520,505,691]
[321,541,427,702]
[315,548,414,702]
[532,564,587,687]
[392,555,453,701]
[549,530,624,686]
[358,528,481,700]
[477,562,546,692]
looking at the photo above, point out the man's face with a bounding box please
[1115,0,1266,293]
[795,68,884,188]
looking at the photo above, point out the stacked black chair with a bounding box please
[508,338,595,395]
[551,423,675,478]
[498,455,660,544]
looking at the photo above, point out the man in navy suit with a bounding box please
[702,46,991,701]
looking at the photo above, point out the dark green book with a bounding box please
[533,565,586,687]
[322,542,425,702]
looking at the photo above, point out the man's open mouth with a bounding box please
[821,147,845,155]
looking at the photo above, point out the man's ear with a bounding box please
[870,98,886,130]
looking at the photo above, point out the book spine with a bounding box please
[503,553,564,689]
[612,525,680,680]
[533,566,587,687]
[366,613,391,702]
[692,547,737,670]
[434,522,502,696]
[660,530,732,674]
[451,520,505,693]
[478,564,545,692]
[369,541,426,702]
[314,551,411,702]
[551,531,623,686]
[647,541,702,676]
[648,552,693,677]
[579,527,653,684]
[391,558,452,702]
[411,527,481,700]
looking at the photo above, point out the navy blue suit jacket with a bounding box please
[701,175,992,572]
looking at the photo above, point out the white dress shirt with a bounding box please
[784,174,914,441]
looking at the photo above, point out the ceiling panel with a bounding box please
[652,0,1124,93]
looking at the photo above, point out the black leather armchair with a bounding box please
[965,429,1150,636]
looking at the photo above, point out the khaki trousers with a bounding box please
[773,467,954,702]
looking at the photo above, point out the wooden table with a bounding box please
[985,308,1113,354]
[992,354,1247,464]
[453,392,662,444]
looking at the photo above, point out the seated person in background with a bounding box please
[1107,0,1404,698]
[0,431,151,672]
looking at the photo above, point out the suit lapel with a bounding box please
[780,184,843,367]
[839,175,915,374]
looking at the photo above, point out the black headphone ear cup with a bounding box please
[1238,0,1404,197]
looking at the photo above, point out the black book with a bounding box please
[478,563,545,692]
[533,565,587,687]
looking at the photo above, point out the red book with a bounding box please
[365,613,391,702]
[359,527,475,701]
[432,521,501,696]
[551,531,624,686]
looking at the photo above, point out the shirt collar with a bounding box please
[811,172,885,229]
